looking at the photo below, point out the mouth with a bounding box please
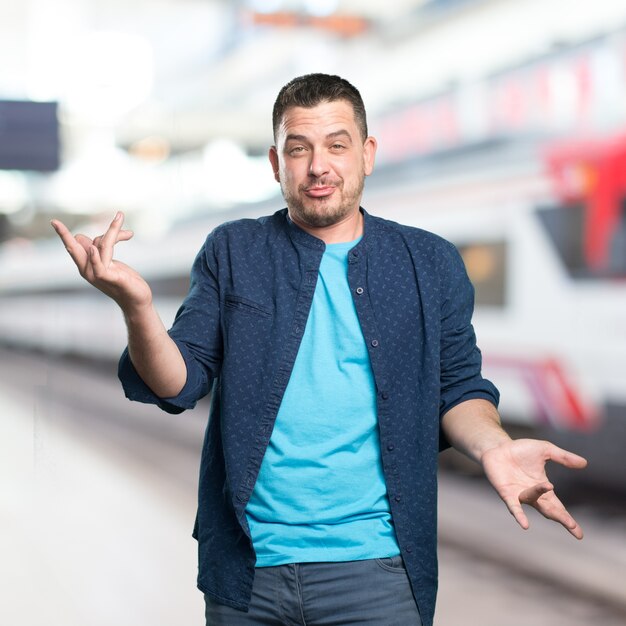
[304,185,336,198]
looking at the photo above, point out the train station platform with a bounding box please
[0,378,204,626]
[1,350,624,625]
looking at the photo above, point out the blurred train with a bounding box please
[1,132,625,490]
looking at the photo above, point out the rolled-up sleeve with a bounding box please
[438,241,499,420]
[118,234,223,414]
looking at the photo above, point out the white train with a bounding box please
[1,134,625,489]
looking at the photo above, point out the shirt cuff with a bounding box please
[117,339,209,414]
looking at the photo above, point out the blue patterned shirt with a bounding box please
[118,208,499,626]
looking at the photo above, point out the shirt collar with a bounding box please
[281,207,372,253]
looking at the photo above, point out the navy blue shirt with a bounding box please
[118,208,499,626]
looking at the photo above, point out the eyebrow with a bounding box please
[284,129,353,144]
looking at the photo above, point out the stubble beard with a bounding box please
[282,175,365,229]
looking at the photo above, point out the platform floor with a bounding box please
[1,349,624,625]
[1,387,202,626]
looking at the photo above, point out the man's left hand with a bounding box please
[480,439,587,539]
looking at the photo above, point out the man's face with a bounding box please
[269,100,376,229]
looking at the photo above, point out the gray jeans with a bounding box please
[204,555,422,625]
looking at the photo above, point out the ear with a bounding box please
[269,146,280,182]
[363,136,377,176]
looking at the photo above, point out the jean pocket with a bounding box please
[375,554,406,573]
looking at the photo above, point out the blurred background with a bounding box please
[1,0,625,624]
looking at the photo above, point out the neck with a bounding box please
[289,208,363,244]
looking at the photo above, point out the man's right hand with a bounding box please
[51,212,152,313]
[52,211,187,398]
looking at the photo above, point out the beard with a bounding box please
[282,174,365,229]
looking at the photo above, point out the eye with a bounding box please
[288,145,306,155]
[331,143,346,151]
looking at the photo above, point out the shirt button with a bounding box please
[394,495,402,503]
[387,443,395,451]
[294,326,301,334]
[356,287,364,295]
[381,391,389,400]
[406,546,413,554]
[371,339,379,347]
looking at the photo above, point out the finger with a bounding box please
[544,442,588,467]
[93,229,133,249]
[532,491,584,539]
[98,212,125,267]
[545,444,588,469]
[567,520,584,539]
[51,219,89,273]
[116,229,134,242]
[501,495,530,531]
[89,244,108,280]
[75,233,95,249]
[519,482,553,505]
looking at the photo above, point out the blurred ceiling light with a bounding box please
[46,130,150,214]
[0,171,29,215]
[202,139,278,205]
[24,0,84,102]
[303,0,339,17]
[249,0,284,14]
[63,31,154,124]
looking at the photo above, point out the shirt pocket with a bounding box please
[223,293,273,319]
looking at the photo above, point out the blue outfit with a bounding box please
[118,208,499,626]
[246,238,399,567]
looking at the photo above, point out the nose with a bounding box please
[308,150,330,178]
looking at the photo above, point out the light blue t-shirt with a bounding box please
[245,238,400,566]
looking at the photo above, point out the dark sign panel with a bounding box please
[0,100,60,172]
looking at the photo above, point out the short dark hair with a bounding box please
[272,73,368,142]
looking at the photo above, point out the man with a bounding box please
[52,73,587,626]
